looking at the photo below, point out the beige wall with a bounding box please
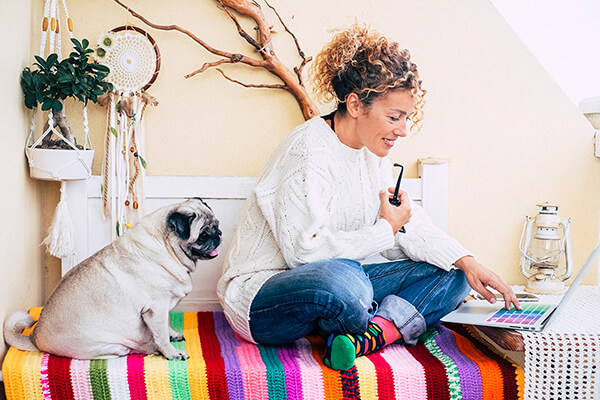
[3,0,599,366]
[0,0,47,366]
[60,0,598,285]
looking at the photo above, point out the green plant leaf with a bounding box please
[116,220,120,237]
[21,69,33,86]
[110,127,118,137]
[34,55,46,66]
[71,38,82,50]
[23,37,113,110]
[46,53,58,67]
[51,99,63,111]
[58,72,72,83]
[90,63,110,73]
[139,155,147,169]
[24,93,36,109]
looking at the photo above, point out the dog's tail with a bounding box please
[3,311,39,352]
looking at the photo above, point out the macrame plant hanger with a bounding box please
[94,25,160,238]
[26,0,92,258]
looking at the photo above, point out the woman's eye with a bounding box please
[389,116,400,122]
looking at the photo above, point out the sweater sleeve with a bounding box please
[378,158,473,270]
[254,136,395,268]
[380,200,474,271]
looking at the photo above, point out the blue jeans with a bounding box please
[249,258,470,345]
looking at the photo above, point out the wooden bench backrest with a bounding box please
[61,160,449,311]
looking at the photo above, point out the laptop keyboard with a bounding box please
[486,303,552,326]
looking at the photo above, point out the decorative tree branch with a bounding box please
[216,68,286,90]
[218,3,261,51]
[263,0,312,86]
[112,0,319,120]
[185,57,240,79]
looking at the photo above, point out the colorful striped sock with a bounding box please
[323,321,387,370]
[372,316,401,343]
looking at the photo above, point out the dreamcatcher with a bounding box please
[94,26,160,237]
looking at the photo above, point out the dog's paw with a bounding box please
[165,349,190,360]
[170,332,185,342]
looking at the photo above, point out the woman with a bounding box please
[217,23,519,371]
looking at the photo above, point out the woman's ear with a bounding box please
[345,92,363,118]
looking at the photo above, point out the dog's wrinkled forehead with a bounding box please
[166,198,219,241]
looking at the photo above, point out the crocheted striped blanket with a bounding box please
[3,310,523,400]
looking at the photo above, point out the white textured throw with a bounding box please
[521,285,600,399]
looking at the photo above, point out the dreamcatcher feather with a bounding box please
[95,26,160,237]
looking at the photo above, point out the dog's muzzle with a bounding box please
[186,226,222,261]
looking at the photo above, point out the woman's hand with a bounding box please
[379,187,411,234]
[454,256,521,310]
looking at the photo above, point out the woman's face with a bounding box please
[351,89,416,157]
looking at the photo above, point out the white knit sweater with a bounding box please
[217,116,472,343]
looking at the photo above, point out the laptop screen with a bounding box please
[486,303,552,326]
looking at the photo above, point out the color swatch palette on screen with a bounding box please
[486,303,552,326]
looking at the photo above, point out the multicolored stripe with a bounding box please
[2,312,523,400]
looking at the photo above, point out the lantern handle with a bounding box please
[519,216,536,278]
[559,217,573,281]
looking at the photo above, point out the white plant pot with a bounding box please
[25,147,94,181]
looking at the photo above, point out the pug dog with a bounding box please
[3,198,221,360]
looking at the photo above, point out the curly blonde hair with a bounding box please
[310,23,426,132]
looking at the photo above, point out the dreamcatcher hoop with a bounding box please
[96,25,161,93]
[95,25,160,238]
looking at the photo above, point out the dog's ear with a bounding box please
[167,211,195,241]
[193,197,212,211]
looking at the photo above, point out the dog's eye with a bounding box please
[199,232,209,240]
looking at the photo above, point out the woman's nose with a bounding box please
[393,124,407,137]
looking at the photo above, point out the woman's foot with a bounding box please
[323,321,387,370]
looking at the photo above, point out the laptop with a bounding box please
[441,242,600,332]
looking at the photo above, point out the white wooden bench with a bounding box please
[60,158,450,311]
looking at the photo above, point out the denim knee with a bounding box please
[313,259,375,335]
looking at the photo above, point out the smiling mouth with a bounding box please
[383,138,395,147]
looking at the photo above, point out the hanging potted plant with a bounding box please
[22,38,113,181]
